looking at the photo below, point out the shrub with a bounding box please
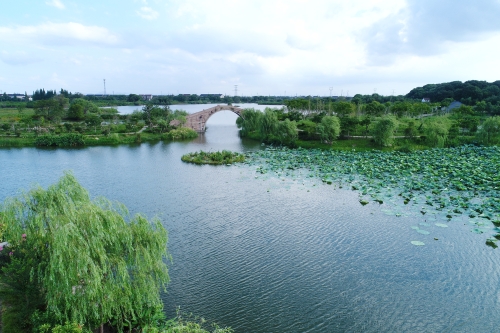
[34,133,85,147]
[165,128,198,140]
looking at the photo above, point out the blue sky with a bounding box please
[1,0,500,96]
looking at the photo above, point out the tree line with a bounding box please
[237,101,500,149]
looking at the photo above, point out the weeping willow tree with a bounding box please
[372,116,397,147]
[0,173,170,332]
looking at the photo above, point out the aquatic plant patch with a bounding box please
[182,150,245,165]
[244,145,500,247]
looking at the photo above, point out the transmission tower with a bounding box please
[329,87,333,98]
[234,85,238,97]
[103,79,106,96]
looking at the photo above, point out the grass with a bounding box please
[0,108,34,122]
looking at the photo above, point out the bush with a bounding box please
[164,128,198,140]
[34,133,85,147]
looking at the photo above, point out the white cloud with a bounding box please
[0,51,42,66]
[46,0,65,9]
[0,22,120,46]
[137,7,159,20]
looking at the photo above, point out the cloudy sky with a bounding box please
[1,0,500,96]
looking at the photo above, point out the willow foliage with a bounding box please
[372,116,397,147]
[0,173,170,331]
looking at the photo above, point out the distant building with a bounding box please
[447,101,462,112]
[422,98,431,103]
[7,94,26,100]
[141,94,153,101]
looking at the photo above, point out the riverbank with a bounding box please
[0,128,198,148]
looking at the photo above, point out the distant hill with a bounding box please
[406,80,500,105]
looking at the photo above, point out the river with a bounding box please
[1,114,499,332]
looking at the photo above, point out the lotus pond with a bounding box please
[243,145,500,248]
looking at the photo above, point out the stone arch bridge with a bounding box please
[182,105,244,132]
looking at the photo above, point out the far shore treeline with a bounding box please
[1,80,500,149]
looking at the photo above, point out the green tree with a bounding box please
[339,116,359,137]
[0,173,170,332]
[372,116,397,147]
[411,103,431,117]
[364,101,385,117]
[127,94,141,102]
[259,109,279,141]
[67,103,85,120]
[70,99,99,116]
[277,119,298,145]
[359,116,372,137]
[476,116,500,144]
[317,116,340,143]
[391,102,411,118]
[34,99,64,122]
[296,119,317,140]
[404,120,418,139]
[85,113,101,133]
[334,101,354,117]
[236,109,263,136]
[423,121,448,148]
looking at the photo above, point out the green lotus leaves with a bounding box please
[245,145,500,247]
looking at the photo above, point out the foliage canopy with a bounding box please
[0,173,170,332]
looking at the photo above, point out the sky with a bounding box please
[1,0,500,97]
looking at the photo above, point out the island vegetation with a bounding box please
[0,173,232,333]
[181,150,245,165]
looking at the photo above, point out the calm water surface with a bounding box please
[1,116,499,332]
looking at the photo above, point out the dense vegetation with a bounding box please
[245,145,500,247]
[237,100,500,151]
[0,99,197,147]
[0,174,232,333]
[406,80,500,111]
[181,150,245,165]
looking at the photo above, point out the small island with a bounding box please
[181,150,245,165]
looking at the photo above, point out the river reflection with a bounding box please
[1,125,500,332]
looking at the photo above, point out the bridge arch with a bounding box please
[183,105,244,132]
